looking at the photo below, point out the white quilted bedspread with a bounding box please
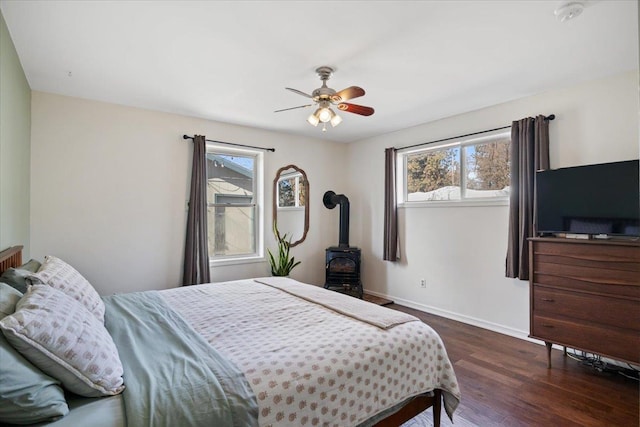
[160,278,460,427]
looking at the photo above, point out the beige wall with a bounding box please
[345,71,640,339]
[20,53,640,339]
[0,10,31,258]
[30,92,348,295]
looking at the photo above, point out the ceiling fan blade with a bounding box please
[331,86,365,102]
[274,104,313,113]
[337,103,375,116]
[285,87,313,98]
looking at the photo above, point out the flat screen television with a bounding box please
[535,159,639,238]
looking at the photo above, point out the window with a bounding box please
[277,171,306,208]
[206,146,263,263]
[399,131,511,205]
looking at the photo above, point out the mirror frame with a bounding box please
[273,164,309,247]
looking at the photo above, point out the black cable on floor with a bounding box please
[567,350,639,381]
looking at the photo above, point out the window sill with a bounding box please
[209,255,266,267]
[399,198,509,208]
[277,206,305,211]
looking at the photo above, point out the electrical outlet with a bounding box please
[420,279,426,288]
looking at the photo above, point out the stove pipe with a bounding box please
[323,190,350,247]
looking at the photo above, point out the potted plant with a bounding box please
[268,226,301,276]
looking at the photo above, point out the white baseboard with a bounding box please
[367,290,638,368]
[365,289,542,345]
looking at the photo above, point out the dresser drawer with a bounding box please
[532,315,640,364]
[532,240,640,272]
[531,240,640,298]
[533,286,640,331]
[532,262,640,297]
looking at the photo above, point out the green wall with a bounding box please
[0,10,31,257]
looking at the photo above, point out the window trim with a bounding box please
[397,130,511,208]
[206,144,264,265]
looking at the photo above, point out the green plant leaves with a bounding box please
[268,230,301,276]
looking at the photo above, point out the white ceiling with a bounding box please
[1,1,637,143]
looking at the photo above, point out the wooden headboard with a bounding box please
[0,245,23,274]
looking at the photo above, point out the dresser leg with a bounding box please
[545,342,552,368]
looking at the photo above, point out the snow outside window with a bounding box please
[398,131,511,206]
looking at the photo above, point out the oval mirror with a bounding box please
[273,164,309,247]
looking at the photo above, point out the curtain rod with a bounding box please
[182,135,275,152]
[395,114,555,151]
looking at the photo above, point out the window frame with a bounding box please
[276,171,306,210]
[206,144,264,266]
[397,130,511,208]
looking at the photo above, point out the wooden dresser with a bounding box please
[529,237,640,367]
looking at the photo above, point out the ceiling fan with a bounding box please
[275,66,374,131]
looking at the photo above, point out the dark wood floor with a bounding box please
[389,304,639,427]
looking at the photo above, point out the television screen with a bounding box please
[536,160,640,237]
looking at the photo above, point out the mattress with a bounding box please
[23,277,460,426]
[160,278,460,426]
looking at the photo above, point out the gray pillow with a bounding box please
[19,259,42,273]
[0,259,42,294]
[0,283,69,424]
[0,283,22,317]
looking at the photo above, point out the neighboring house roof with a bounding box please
[206,154,252,178]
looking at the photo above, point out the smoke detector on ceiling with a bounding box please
[554,2,585,22]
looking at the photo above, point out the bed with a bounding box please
[0,245,460,427]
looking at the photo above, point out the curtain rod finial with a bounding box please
[183,134,192,140]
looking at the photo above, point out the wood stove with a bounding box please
[322,191,363,298]
[325,246,362,298]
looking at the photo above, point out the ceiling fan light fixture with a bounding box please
[281,66,374,131]
[307,111,320,126]
[318,107,333,123]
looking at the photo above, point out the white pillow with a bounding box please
[0,285,125,397]
[28,255,105,322]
